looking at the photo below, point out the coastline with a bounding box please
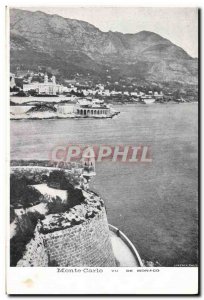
[10,101,199,121]
[10,100,198,121]
[10,112,120,120]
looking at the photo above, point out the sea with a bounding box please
[10,103,198,266]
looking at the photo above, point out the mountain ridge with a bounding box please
[10,8,198,86]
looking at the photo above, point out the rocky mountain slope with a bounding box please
[10,8,198,85]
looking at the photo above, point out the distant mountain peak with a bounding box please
[10,8,197,85]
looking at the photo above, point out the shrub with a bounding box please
[67,186,85,208]
[10,174,42,208]
[27,89,38,96]
[10,211,44,266]
[10,86,20,92]
[14,91,27,97]
[47,196,69,214]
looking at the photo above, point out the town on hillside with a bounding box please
[10,68,197,106]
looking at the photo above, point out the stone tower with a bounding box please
[28,76,32,84]
[44,73,48,84]
[51,75,56,84]
[42,205,116,267]
[82,149,96,180]
[15,165,116,267]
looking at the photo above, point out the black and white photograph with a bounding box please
[7,5,199,294]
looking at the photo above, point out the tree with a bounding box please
[10,174,42,208]
[28,89,38,96]
[10,86,20,92]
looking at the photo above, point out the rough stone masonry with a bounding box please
[17,207,116,267]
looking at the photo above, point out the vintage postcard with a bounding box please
[7,6,199,295]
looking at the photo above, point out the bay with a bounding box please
[10,103,198,266]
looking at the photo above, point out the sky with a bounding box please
[19,7,198,57]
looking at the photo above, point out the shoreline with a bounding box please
[10,111,120,120]
[10,102,198,121]
[10,114,120,121]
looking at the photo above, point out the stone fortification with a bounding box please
[17,190,116,267]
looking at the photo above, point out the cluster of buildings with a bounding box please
[65,83,164,101]
[23,74,65,95]
[10,71,164,102]
[10,72,68,96]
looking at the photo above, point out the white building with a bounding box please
[131,92,138,96]
[74,99,111,117]
[96,84,104,91]
[10,73,16,89]
[110,90,122,95]
[23,74,64,95]
[82,89,90,96]
[103,89,110,96]
[154,91,164,99]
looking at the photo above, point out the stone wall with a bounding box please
[16,207,116,267]
[12,164,116,267]
[17,226,48,267]
[44,207,116,267]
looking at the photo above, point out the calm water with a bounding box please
[10,104,198,266]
